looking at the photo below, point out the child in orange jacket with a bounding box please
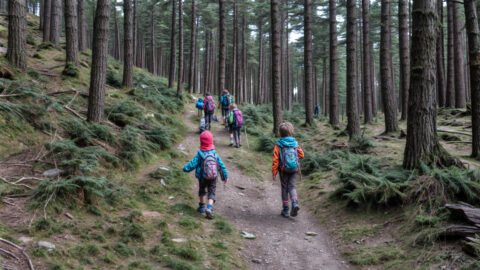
[272,122,304,218]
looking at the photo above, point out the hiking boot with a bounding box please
[291,200,300,217]
[197,204,206,214]
[281,205,290,218]
[235,144,240,148]
[205,207,214,219]
[229,139,234,146]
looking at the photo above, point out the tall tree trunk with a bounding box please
[465,0,480,157]
[177,0,184,95]
[380,0,398,132]
[218,0,226,92]
[403,0,458,169]
[40,0,44,30]
[43,0,51,42]
[133,0,137,65]
[329,0,339,126]
[304,0,314,125]
[346,0,360,138]
[447,1,456,107]
[49,0,61,46]
[113,1,120,60]
[7,0,27,71]
[362,0,373,123]
[78,0,87,51]
[87,0,111,123]
[453,2,467,108]
[436,0,446,107]
[122,0,133,88]
[64,0,78,65]
[322,55,328,116]
[398,0,410,121]
[233,0,238,98]
[271,0,283,136]
[258,19,264,105]
[168,0,177,88]
[188,0,196,93]
[150,5,157,74]
[242,10,247,103]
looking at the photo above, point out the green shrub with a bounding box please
[27,34,37,45]
[118,126,153,169]
[256,134,276,153]
[349,136,375,154]
[107,68,122,88]
[62,62,79,77]
[105,100,144,127]
[37,42,54,50]
[165,257,197,270]
[301,150,346,175]
[143,125,173,150]
[0,101,24,119]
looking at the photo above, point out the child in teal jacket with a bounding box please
[183,131,228,219]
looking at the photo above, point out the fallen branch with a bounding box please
[63,105,86,120]
[437,128,471,136]
[0,238,35,270]
[0,94,24,98]
[1,199,15,206]
[47,89,89,97]
[0,247,19,261]
[0,177,32,189]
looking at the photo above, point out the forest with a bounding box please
[0,0,480,269]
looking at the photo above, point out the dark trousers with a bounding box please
[280,172,298,202]
[198,178,217,200]
[204,112,213,129]
[233,126,242,145]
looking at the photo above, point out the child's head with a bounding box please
[279,122,294,137]
[200,131,215,151]
[229,103,237,111]
[222,89,229,95]
[205,93,211,97]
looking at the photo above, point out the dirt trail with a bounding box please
[180,110,348,270]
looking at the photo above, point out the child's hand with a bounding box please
[272,174,276,181]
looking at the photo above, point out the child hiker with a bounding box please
[272,122,304,218]
[183,131,228,219]
[227,104,244,148]
[203,93,216,130]
[219,90,232,126]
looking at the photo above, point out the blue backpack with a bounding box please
[279,147,299,173]
[221,94,231,107]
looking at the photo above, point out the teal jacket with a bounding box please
[183,150,228,181]
[275,137,299,148]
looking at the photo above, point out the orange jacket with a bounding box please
[272,144,304,176]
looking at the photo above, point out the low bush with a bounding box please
[301,150,346,175]
[349,136,375,154]
[106,68,122,88]
[62,62,79,77]
[143,125,173,150]
[256,134,276,153]
[118,126,153,169]
[105,100,144,127]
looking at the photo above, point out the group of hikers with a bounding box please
[184,91,304,220]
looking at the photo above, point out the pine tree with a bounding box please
[271,0,283,136]
[188,0,196,93]
[78,0,87,51]
[50,0,61,46]
[64,0,79,65]
[7,0,27,71]
[42,0,51,42]
[218,0,226,92]
[304,0,314,126]
[453,2,467,108]
[398,0,409,121]
[168,0,177,89]
[346,0,360,138]
[446,1,455,107]
[362,0,373,124]
[329,0,339,126]
[122,0,134,88]
[87,0,111,123]
[177,0,184,95]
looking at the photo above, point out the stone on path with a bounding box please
[38,241,55,250]
[142,210,162,219]
[305,232,318,236]
[19,236,33,244]
[172,238,187,243]
[42,168,63,178]
[241,231,256,239]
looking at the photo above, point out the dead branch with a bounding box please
[0,238,35,270]
[0,247,20,261]
[0,94,24,98]
[1,198,15,206]
[46,89,89,97]
[437,128,471,136]
[63,105,86,120]
[43,191,55,219]
[0,177,32,189]
[12,177,43,184]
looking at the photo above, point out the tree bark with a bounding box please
[403,0,458,169]
[133,0,137,65]
[258,18,264,105]
[453,2,467,108]
[398,0,410,121]
[347,0,360,138]
[447,1,455,107]
[40,0,44,30]
[168,0,177,89]
[465,0,480,157]
[233,0,238,98]
[188,0,196,93]
[64,0,78,65]
[177,0,184,95]
[7,0,27,71]
[380,0,398,133]
[122,0,134,88]
[329,0,339,126]
[242,9,247,102]
[362,0,373,124]
[49,0,61,46]
[78,0,87,51]
[271,0,283,136]
[87,0,111,123]
[113,1,121,60]
[218,0,226,92]
[304,0,314,125]
[437,0,446,107]
[42,0,51,42]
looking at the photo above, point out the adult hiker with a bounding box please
[183,131,228,219]
[203,93,216,130]
[272,122,304,218]
[219,90,232,126]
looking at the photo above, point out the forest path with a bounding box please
[180,109,348,270]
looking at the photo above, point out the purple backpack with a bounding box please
[200,152,218,180]
[233,109,244,127]
[205,96,215,112]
